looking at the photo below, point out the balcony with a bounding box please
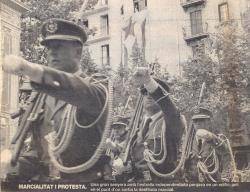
[180,0,206,10]
[1,0,29,12]
[182,23,209,44]
[81,2,108,17]
[87,26,110,44]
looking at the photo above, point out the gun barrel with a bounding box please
[121,94,144,164]
[198,82,206,105]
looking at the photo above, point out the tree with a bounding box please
[129,42,146,68]
[214,21,249,138]
[20,0,97,68]
[173,21,249,136]
[80,47,98,75]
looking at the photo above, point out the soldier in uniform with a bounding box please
[106,116,133,181]
[184,107,214,181]
[106,116,129,158]
[3,19,111,182]
[129,67,185,182]
[184,107,233,182]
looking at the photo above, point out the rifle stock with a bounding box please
[11,92,38,144]
[121,94,144,164]
[11,93,45,166]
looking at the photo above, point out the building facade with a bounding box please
[81,0,122,72]
[0,0,28,152]
[82,0,249,75]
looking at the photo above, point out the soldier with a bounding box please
[3,19,112,182]
[129,67,185,182]
[106,116,133,181]
[106,116,129,158]
[184,107,234,182]
[184,107,214,181]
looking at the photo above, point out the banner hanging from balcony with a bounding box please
[132,9,148,50]
[122,10,148,67]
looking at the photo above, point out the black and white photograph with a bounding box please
[0,0,249,191]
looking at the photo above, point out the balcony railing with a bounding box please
[2,0,29,12]
[180,0,206,9]
[182,23,209,43]
[87,26,110,44]
[81,3,108,17]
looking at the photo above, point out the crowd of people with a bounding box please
[2,18,233,183]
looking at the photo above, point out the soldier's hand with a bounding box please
[133,67,151,86]
[106,138,116,150]
[195,129,217,143]
[0,149,12,179]
[112,157,126,175]
[3,55,27,75]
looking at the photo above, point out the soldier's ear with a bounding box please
[74,46,83,59]
[71,41,83,58]
[76,47,82,56]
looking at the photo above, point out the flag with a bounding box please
[122,16,136,67]
[132,10,148,50]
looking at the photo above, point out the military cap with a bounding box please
[140,77,170,95]
[192,107,212,120]
[112,116,130,129]
[40,18,87,46]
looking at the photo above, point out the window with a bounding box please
[121,5,124,15]
[218,3,229,22]
[133,0,147,12]
[100,15,109,36]
[101,44,110,66]
[100,0,108,5]
[1,30,12,112]
[190,10,203,35]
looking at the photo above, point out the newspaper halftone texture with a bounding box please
[0,0,249,191]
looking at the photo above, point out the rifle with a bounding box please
[121,93,144,165]
[11,92,45,166]
[185,82,206,158]
[197,82,206,106]
[10,108,25,120]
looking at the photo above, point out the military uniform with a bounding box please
[184,107,213,181]
[106,117,133,181]
[108,117,129,157]
[184,107,232,182]
[131,79,184,181]
[6,19,110,182]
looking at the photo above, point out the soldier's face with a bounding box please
[193,119,211,130]
[143,95,160,114]
[113,128,126,140]
[46,40,82,73]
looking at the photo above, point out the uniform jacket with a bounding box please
[29,67,108,181]
[131,86,184,178]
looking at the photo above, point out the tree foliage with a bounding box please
[172,21,249,135]
[80,47,98,75]
[20,0,97,69]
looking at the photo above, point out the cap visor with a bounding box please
[192,115,210,120]
[112,122,127,126]
[40,35,82,45]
